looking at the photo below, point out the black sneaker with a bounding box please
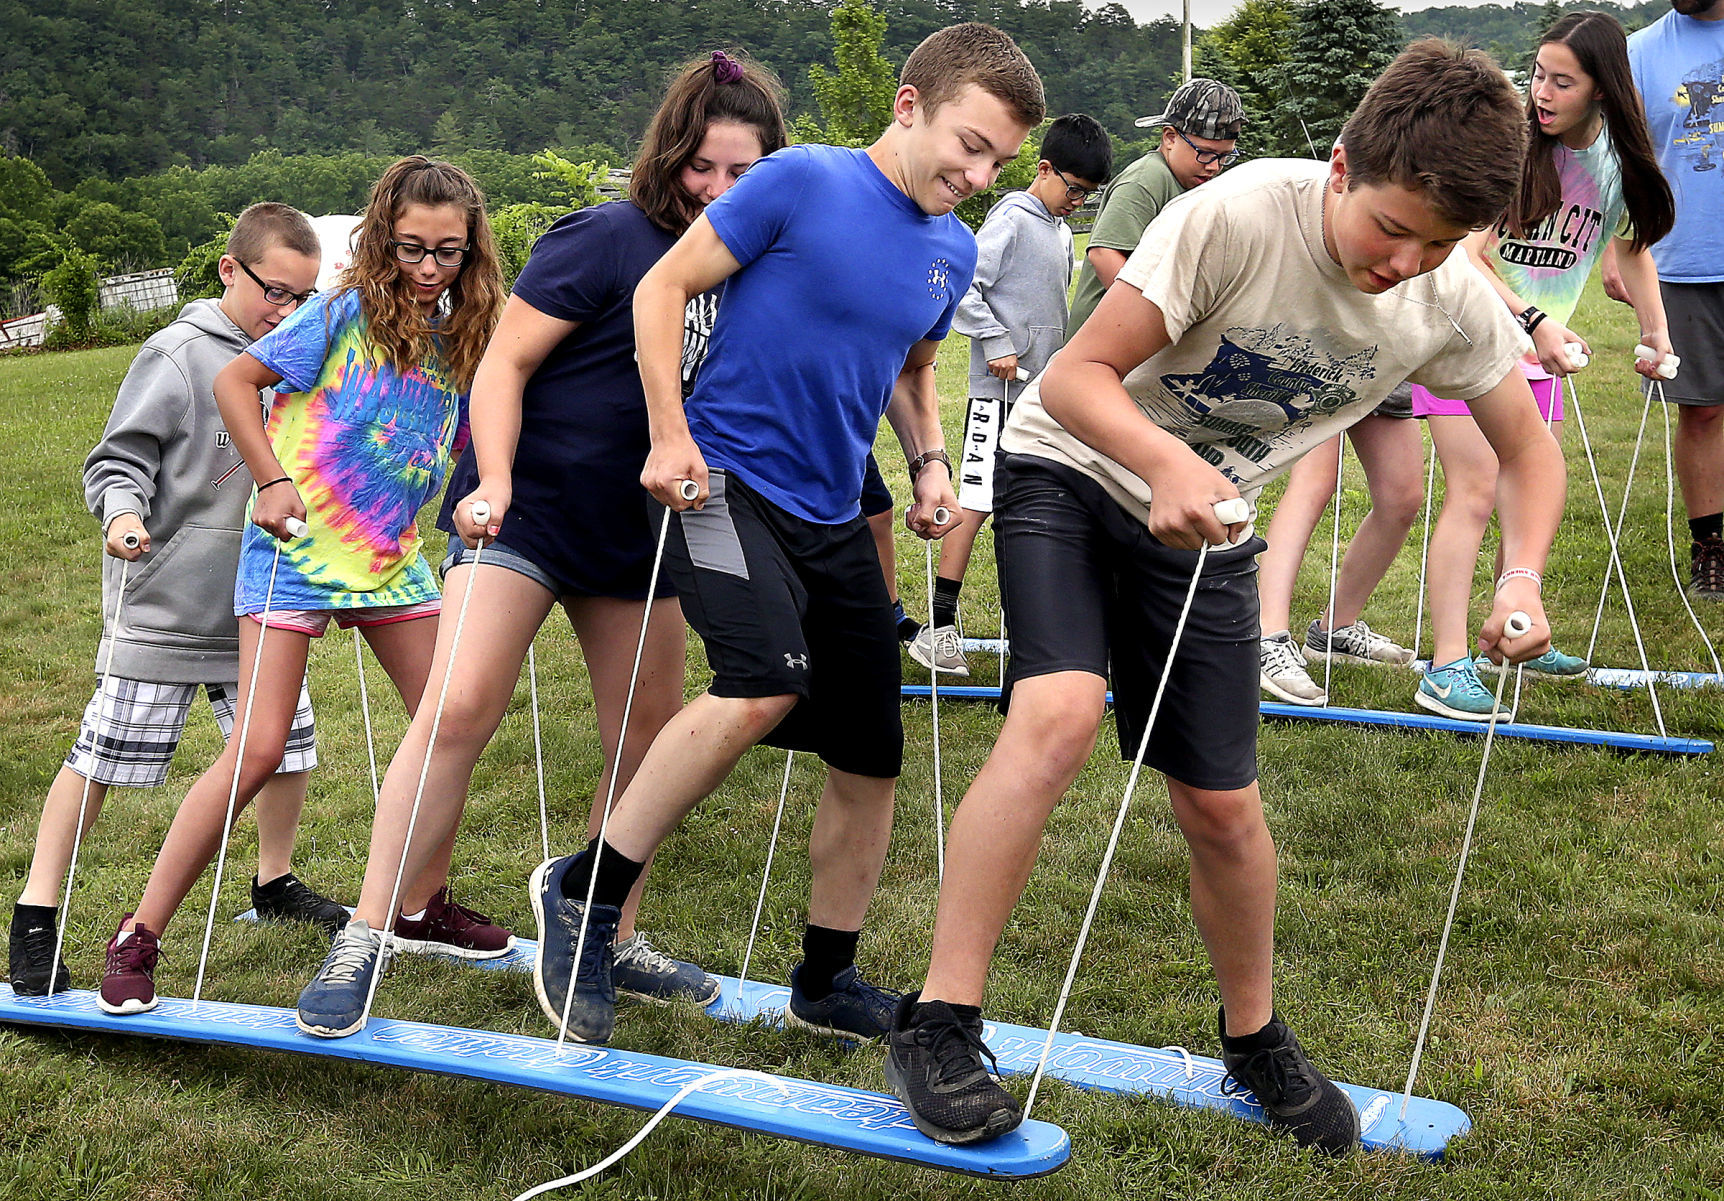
[786,962,900,1040]
[9,902,72,995]
[1691,536,1724,600]
[885,992,1022,1145]
[252,873,350,937]
[528,855,619,1043]
[1219,1008,1360,1155]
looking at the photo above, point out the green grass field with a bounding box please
[1,282,1721,1201]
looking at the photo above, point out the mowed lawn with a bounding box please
[1,280,1721,1201]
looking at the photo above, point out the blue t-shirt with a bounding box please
[438,201,707,596]
[1629,11,1724,282]
[691,143,977,524]
[239,288,463,612]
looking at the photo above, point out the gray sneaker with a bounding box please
[1302,619,1414,666]
[907,623,970,677]
[612,932,720,1006]
[1261,633,1327,706]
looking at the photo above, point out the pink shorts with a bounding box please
[247,598,441,637]
[1412,364,1563,423]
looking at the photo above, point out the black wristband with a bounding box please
[1517,305,1546,336]
[258,476,293,492]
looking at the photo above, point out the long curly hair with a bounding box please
[338,156,504,391]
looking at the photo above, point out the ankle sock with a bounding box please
[911,997,981,1025]
[254,872,291,892]
[400,907,427,923]
[1690,513,1723,542]
[1263,629,1290,643]
[931,576,963,630]
[892,599,920,641]
[1220,1013,1284,1054]
[559,836,646,911]
[12,901,56,927]
[798,924,860,1001]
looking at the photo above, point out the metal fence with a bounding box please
[0,267,180,350]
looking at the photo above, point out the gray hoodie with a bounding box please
[84,298,266,683]
[952,190,1076,402]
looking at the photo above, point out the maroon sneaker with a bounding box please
[98,917,161,1015]
[393,887,515,960]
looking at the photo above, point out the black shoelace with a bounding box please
[918,1012,1002,1087]
[1221,1042,1318,1107]
[19,923,63,969]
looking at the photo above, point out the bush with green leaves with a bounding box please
[40,244,101,345]
[175,217,237,302]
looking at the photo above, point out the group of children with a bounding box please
[15,14,1686,1159]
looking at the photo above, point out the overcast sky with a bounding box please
[1096,0,1518,27]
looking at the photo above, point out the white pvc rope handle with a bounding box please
[284,516,308,539]
[1635,343,1680,380]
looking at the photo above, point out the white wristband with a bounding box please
[1496,567,1542,592]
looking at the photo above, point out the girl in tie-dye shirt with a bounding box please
[1410,12,1677,721]
[98,158,505,1018]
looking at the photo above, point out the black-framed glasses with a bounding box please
[1052,167,1099,203]
[237,259,315,307]
[392,241,470,267]
[1174,129,1240,167]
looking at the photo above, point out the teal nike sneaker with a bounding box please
[1476,647,1588,678]
[1416,657,1513,722]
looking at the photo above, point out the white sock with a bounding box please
[400,907,426,923]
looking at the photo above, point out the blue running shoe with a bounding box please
[786,963,901,1041]
[613,933,720,1006]
[529,855,619,1043]
[1476,647,1588,678]
[1415,657,1513,723]
[297,918,391,1038]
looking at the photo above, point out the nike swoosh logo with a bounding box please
[1428,680,1452,699]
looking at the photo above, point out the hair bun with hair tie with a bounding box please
[710,50,745,84]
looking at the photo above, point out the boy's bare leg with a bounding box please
[1257,436,1341,635]
[1324,416,1423,630]
[1424,414,1500,665]
[567,594,687,941]
[601,691,798,863]
[806,767,897,932]
[18,768,110,908]
[1675,403,1724,520]
[933,507,989,588]
[252,771,312,885]
[1166,777,1276,1036]
[350,572,552,926]
[130,624,312,934]
[867,508,899,606]
[919,670,1106,1006]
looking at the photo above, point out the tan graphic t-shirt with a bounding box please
[1002,159,1527,523]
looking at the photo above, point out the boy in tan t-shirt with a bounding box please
[886,41,1566,1153]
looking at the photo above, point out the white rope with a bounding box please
[557,485,692,1048]
[1401,612,1527,1117]
[512,1069,790,1201]
[1412,431,1437,660]
[50,546,134,995]
[1023,533,1220,1119]
[192,528,290,1005]
[736,751,795,1005]
[924,523,945,883]
[353,627,381,803]
[528,643,551,863]
[1585,392,1652,665]
[359,508,491,1026]
[1660,386,1724,676]
[1321,437,1344,700]
[1567,379,1668,737]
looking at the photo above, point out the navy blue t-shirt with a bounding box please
[692,144,976,524]
[439,201,712,597]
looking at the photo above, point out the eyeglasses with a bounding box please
[1174,129,1240,167]
[1051,167,1099,203]
[392,242,470,267]
[237,259,316,308]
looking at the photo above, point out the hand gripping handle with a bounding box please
[284,516,308,539]
[1211,498,1254,548]
[1563,343,1589,371]
[1503,610,1532,639]
[120,530,142,550]
[1635,344,1680,380]
[678,479,700,502]
[470,501,491,528]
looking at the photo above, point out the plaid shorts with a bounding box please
[64,676,317,787]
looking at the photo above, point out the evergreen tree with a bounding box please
[803,0,898,147]
[1195,0,1297,159]
[1276,0,1404,155]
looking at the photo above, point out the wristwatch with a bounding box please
[908,448,952,477]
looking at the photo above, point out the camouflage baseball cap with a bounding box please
[1135,78,1245,140]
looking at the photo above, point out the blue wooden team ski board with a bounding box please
[230,915,1468,1159]
[0,984,1069,1179]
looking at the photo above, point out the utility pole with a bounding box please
[1182,0,1192,81]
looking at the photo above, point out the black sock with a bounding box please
[931,576,963,630]
[1690,513,1723,542]
[558,836,646,911]
[892,599,920,641]
[798,923,860,1001]
[254,871,291,892]
[1220,1011,1285,1054]
[12,901,56,929]
[911,997,981,1025]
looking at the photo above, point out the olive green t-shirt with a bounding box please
[1066,149,1185,336]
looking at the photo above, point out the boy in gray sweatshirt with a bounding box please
[908,114,1112,677]
[9,203,345,997]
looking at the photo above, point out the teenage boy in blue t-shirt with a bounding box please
[528,24,1046,1046]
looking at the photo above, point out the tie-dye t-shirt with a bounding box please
[236,288,467,613]
[1492,127,1630,329]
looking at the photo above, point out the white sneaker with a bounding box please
[907,623,970,677]
[1261,633,1327,705]
[1302,618,1414,666]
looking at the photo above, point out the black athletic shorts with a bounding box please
[663,470,903,779]
[860,452,893,518]
[994,454,1265,792]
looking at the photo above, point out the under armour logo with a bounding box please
[784,653,809,670]
[215,431,231,448]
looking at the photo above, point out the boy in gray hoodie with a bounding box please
[907,114,1112,677]
[8,203,346,996]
